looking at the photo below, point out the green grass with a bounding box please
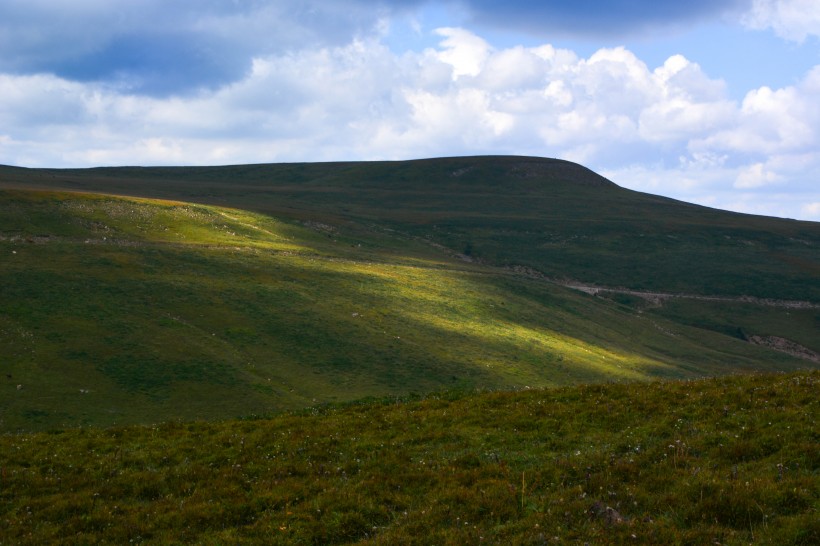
[1,189,817,431]
[1,371,817,544]
[2,156,818,301]
[0,159,816,543]
[644,299,820,354]
[1,190,813,431]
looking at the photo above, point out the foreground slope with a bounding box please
[1,371,817,544]
[1,190,813,431]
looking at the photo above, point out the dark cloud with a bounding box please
[39,32,244,96]
[0,0,752,96]
[371,0,751,38]
[0,1,386,96]
[453,0,752,38]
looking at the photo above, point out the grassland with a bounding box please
[2,156,818,301]
[1,189,813,432]
[0,157,818,543]
[1,371,817,545]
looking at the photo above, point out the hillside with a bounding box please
[1,156,819,430]
[2,156,818,301]
[1,371,817,545]
[0,186,816,431]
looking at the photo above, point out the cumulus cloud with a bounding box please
[742,0,820,41]
[0,0,392,95]
[0,22,818,220]
[692,68,820,158]
[0,0,785,100]
[435,28,492,79]
[0,0,759,98]
[734,163,784,188]
[803,202,820,218]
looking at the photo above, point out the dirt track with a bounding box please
[560,282,820,310]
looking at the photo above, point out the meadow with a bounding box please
[1,189,812,431]
[0,156,818,543]
[3,156,817,302]
[0,371,817,544]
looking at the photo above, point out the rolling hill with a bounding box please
[2,156,818,301]
[0,156,818,431]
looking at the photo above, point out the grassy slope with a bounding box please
[2,156,818,301]
[1,190,812,431]
[0,371,817,545]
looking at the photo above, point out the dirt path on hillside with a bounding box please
[500,264,820,310]
[560,282,820,310]
[516,269,820,363]
[747,335,820,363]
[5,230,819,364]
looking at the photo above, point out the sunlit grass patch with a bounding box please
[54,195,305,251]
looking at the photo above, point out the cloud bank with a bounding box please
[0,0,391,95]
[457,0,750,37]
[0,1,818,220]
[0,0,762,96]
[742,0,820,41]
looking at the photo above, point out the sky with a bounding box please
[1,1,819,221]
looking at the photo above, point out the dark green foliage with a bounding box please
[0,372,817,544]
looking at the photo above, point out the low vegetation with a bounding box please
[1,190,812,431]
[1,371,817,544]
[2,157,818,301]
[0,157,817,542]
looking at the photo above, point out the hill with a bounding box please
[1,371,817,544]
[2,156,818,301]
[0,156,818,431]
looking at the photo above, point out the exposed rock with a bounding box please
[589,501,626,525]
[748,335,820,363]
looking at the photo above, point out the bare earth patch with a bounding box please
[748,335,820,363]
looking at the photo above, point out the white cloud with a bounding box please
[601,160,816,221]
[692,75,819,157]
[0,26,818,220]
[802,202,820,220]
[742,0,820,41]
[543,80,573,107]
[734,162,783,188]
[434,27,492,79]
[638,56,735,142]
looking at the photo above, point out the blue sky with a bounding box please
[1,0,819,220]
